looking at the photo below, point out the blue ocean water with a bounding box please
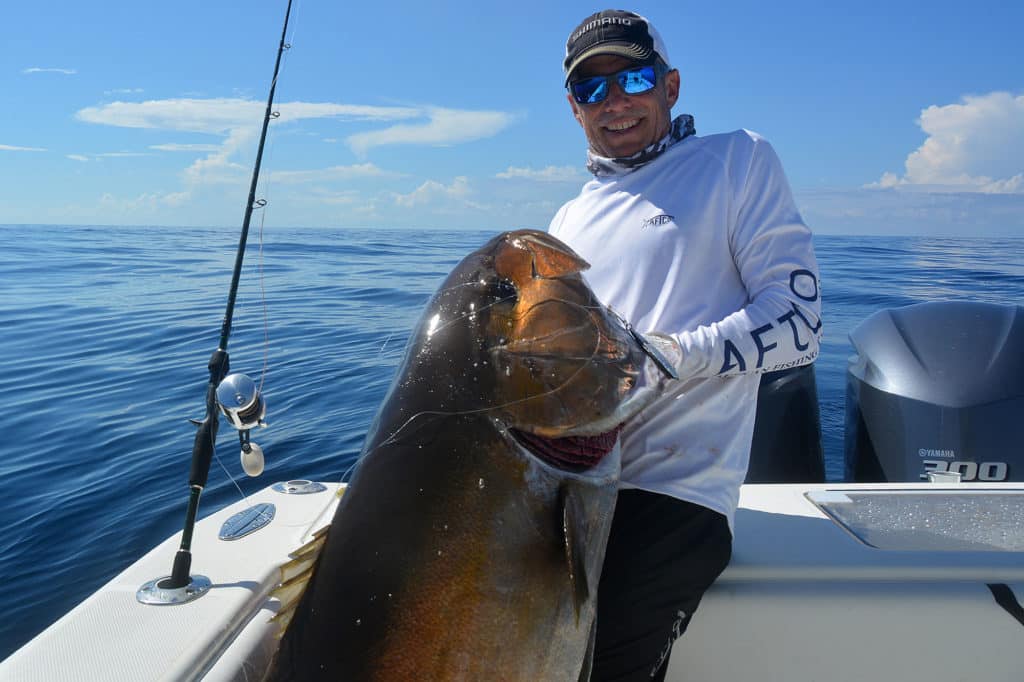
[0,224,1021,660]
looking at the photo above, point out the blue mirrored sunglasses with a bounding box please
[569,64,665,105]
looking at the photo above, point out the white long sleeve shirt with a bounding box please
[549,129,822,529]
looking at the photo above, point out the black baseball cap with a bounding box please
[563,10,671,85]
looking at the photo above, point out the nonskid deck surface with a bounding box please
[2,482,1021,681]
[0,482,342,682]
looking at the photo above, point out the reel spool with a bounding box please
[216,373,267,477]
[216,373,266,430]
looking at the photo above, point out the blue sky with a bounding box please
[2,0,1022,235]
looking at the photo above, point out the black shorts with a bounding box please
[591,489,733,682]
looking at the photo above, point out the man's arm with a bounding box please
[666,137,822,379]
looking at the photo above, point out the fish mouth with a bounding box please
[505,365,658,473]
[510,426,622,473]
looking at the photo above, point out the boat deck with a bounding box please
[2,482,1022,681]
[672,483,1024,682]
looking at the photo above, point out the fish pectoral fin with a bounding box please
[560,485,590,625]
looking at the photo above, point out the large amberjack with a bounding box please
[267,230,658,681]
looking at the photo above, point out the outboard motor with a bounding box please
[747,364,825,483]
[845,301,1024,482]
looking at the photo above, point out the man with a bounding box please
[549,10,823,681]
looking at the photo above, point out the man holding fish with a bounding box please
[551,9,823,680]
[265,10,820,681]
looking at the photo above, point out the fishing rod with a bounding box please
[139,0,294,602]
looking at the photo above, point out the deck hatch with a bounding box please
[807,489,1024,552]
[219,502,276,541]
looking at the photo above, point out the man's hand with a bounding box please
[636,332,684,392]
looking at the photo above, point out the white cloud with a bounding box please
[870,172,901,189]
[0,144,46,152]
[496,165,584,182]
[75,98,417,134]
[348,107,517,155]
[71,97,517,217]
[181,127,253,186]
[275,102,421,124]
[797,187,1024,236]
[98,191,189,211]
[162,191,191,207]
[268,163,391,184]
[76,98,265,134]
[149,143,223,152]
[871,91,1024,194]
[309,188,363,205]
[76,98,418,136]
[394,176,474,208]
[61,151,151,161]
[95,151,149,158]
[23,67,76,75]
[76,98,511,155]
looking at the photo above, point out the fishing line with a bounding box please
[255,204,270,397]
[412,284,608,348]
[217,0,306,509]
[341,297,634,482]
[215,447,251,504]
[220,0,303,497]
[250,0,300,399]
[156,0,297,593]
[378,332,396,357]
[217,15,297,506]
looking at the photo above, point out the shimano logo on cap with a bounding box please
[570,17,633,43]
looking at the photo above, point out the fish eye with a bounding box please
[492,278,518,303]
